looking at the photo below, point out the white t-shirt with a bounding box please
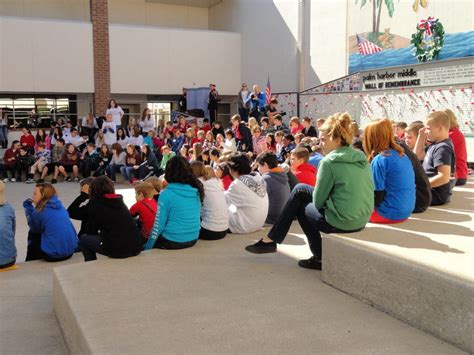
[139,118,155,132]
[106,107,124,126]
[200,178,229,232]
[127,135,143,147]
[102,121,117,146]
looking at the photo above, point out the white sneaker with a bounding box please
[10,178,16,182]
[3,178,8,183]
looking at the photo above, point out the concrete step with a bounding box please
[53,225,463,354]
[322,181,474,353]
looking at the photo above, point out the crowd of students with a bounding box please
[0,104,469,271]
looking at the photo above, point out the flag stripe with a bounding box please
[357,34,383,55]
[265,77,271,104]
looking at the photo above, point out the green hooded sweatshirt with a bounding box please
[313,145,374,231]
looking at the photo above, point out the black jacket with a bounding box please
[86,195,143,258]
[235,123,253,152]
[302,126,318,137]
[67,192,90,238]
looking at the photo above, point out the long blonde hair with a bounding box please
[35,183,57,212]
[319,112,354,146]
[442,108,458,129]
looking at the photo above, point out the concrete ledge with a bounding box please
[321,182,474,353]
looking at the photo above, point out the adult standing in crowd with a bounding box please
[248,85,266,121]
[106,99,124,130]
[208,84,219,124]
[178,88,187,113]
[237,83,250,122]
[0,109,8,149]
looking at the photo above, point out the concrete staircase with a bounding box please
[322,181,474,352]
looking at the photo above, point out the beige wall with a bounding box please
[0,0,90,21]
[109,24,241,95]
[109,0,208,29]
[0,17,94,93]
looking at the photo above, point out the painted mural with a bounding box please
[348,0,474,73]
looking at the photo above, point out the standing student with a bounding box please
[145,156,203,250]
[102,114,117,147]
[106,99,124,130]
[140,108,155,135]
[363,119,415,223]
[24,183,77,262]
[94,144,112,177]
[246,113,374,270]
[225,153,269,234]
[415,111,456,206]
[215,162,233,190]
[237,83,250,121]
[191,162,229,240]
[444,109,468,186]
[130,182,158,242]
[79,176,143,262]
[0,181,16,269]
[208,84,220,124]
[135,144,160,180]
[26,143,51,183]
[256,152,290,225]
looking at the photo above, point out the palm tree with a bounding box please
[356,0,395,42]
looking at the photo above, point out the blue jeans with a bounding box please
[105,164,123,182]
[120,166,135,182]
[268,183,363,259]
[79,234,107,262]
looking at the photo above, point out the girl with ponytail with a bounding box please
[246,113,374,270]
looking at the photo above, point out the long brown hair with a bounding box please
[363,119,404,162]
[35,183,57,212]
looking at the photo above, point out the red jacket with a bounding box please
[129,198,157,239]
[221,175,233,190]
[294,163,317,186]
[201,124,212,134]
[59,151,81,166]
[3,148,19,167]
[449,128,468,179]
[20,134,35,149]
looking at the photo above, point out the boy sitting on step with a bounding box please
[130,182,158,243]
[415,111,456,206]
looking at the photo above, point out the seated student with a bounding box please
[170,129,185,153]
[289,117,304,135]
[231,114,253,152]
[23,183,77,262]
[225,153,269,234]
[397,139,432,213]
[38,138,65,183]
[290,146,317,186]
[15,147,35,182]
[94,144,112,177]
[363,119,415,223]
[134,144,160,180]
[444,109,468,186]
[404,122,424,152]
[277,134,296,163]
[274,115,289,134]
[246,113,374,270]
[67,177,94,239]
[1,140,20,182]
[129,182,158,243]
[415,111,456,206]
[145,156,203,250]
[159,145,175,173]
[301,117,318,137]
[65,128,86,150]
[215,162,233,190]
[58,143,81,182]
[224,129,237,152]
[308,145,324,169]
[105,143,126,183]
[0,181,16,269]
[395,121,407,139]
[190,161,229,240]
[127,127,144,148]
[20,128,36,154]
[79,176,142,261]
[256,152,290,225]
[26,143,51,184]
[212,121,225,139]
[143,176,162,201]
[120,144,141,184]
[80,143,100,178]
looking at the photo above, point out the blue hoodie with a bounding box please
[0,203,16,266]
[145,183,201,249]
[23,196,78,258]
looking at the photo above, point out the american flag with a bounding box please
[265,76,272,104]
[357,34,383,55]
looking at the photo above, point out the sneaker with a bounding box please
[245,239,277,254]
[37,179,44,183]
[51,179,57,184]
[298,256,322,270]
[3,178,8,183]
[26,178,35,184]
[10,178,16,183]
[74,177,80,182]
[65,176,72,182]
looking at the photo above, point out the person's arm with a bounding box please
[23,199,41,233]
[430,164,451,188]
[144,194,170,250]
[370,156,386,207]
[129,201,141,217]
[414,127,427,161]
[67,192,89,220]
[313,160,334,209]
[374,190,386,207]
